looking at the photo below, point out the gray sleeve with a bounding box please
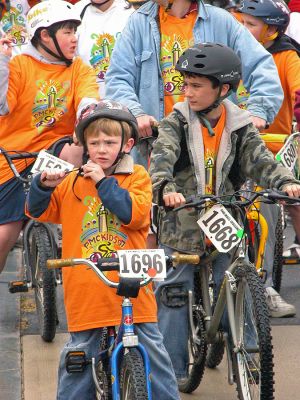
[0,54,10,115]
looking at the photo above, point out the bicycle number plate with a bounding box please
[117,249,166,281]
[276,137,298,173]
[197,204,244,253]
[31,150,74,174]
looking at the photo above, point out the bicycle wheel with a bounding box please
[178,272,207,393]
[30,225,57,342]
[272,206,284,293]
[232,262,274,400]
[119,349,148,400]
[96,329,112,400]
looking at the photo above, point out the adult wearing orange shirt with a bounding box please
[0,0,99,274]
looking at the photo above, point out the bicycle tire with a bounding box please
[272,206,284,293]
[178,272,207,394]
[232,262,274,400]
[30,226,57,342]
[96,328,112,400]
[119,349,148,400]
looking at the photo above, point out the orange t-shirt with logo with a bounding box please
[159,7,197,116]
[26,166,157,332]
[202,105,226,194]
[0,55,99,184]
[263,50,300,153]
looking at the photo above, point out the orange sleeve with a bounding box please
[282,51,300,101]
[6,56,23,113]
[73,59,100,111]
[124,166,152,230]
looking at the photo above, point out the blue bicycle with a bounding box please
[47,256,154,400]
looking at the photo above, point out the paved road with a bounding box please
[1,226,300,400]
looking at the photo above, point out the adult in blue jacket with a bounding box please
[105,0,283,142]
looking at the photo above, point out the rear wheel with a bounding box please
[178,272,207,393]
[120,349,148,400]
[30,226,57,342]
[232,263,274,400]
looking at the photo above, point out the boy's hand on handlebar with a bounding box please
[281,183,300,198]
[137,115,158,138]
[163,192,186,208]
[40,169,67,187]
[251,116,267,131]
[82,160,105,183]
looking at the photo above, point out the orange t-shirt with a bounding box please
[26,165,157,332]
[0,55,99,184]
[202,105,226,194]
[159,7,197,116]
[263,50,300,153]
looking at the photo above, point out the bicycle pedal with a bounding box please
[65,351,91,373]
[8,281,29,293]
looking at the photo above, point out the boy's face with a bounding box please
[86,131,134,171]
[183,75,224,112]
[42,26,78,60]
[241,13,266,41]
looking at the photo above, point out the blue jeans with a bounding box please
[155,245,231,378]
[57,323,180,400]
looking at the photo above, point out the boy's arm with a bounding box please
[0,51,10,115]
[149,113,183,202]
[239,125,299,189]
[97,168,152,229]
[26,175,62,224]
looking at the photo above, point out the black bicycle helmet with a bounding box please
[176,42,242,92]
[237,0,290,36]
[75,100,139,146]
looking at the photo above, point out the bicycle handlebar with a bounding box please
[47,257,152,289]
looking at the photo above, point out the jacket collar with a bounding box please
[112,154,134,175]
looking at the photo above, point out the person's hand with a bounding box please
[137,115,158,138]
[251,116,267,131]
[281,184,300,198]
[40,169,66,188]
[163,192,186,208]
[72,131,80,146]
[82,160,105,183]
[0,35,12,58]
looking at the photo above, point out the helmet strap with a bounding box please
[39,29,72,67]
[259,24,278,44]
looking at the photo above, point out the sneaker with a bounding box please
[265,287,296,318]
[282,244,300,264]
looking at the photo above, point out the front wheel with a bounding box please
[119,349,148,400]
[232,263,274,400]
[30,226,57,342]
[272,206,284,293]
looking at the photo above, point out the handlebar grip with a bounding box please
[47,259,75,269]
[171,253,200,265]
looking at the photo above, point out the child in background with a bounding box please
[0,0,99,274]
[75,0,133,98]
[237,0,300,316]
[26,100,180,400]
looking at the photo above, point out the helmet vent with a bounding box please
[195,54,206,58]
[194,63,205,68]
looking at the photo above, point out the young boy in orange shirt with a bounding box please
[0,0,99,273]
[237,0,300,316]
[26,100,180,400]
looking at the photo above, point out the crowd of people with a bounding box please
[1,0,300,398]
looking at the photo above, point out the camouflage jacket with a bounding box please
[149,99,298,253]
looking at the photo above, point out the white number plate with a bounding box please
[276,137,298,173]
[197,205,244,253]
[117,249,167,281]
[31,150,74,174]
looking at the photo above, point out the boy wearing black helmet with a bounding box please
[150,42,300,384]
[26,100,180,400]
[237,0,300,315]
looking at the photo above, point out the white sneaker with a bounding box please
[265,287,296,318]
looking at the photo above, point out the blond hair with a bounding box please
[84,118,132,143]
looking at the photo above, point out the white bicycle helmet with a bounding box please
[27,0,81,40]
